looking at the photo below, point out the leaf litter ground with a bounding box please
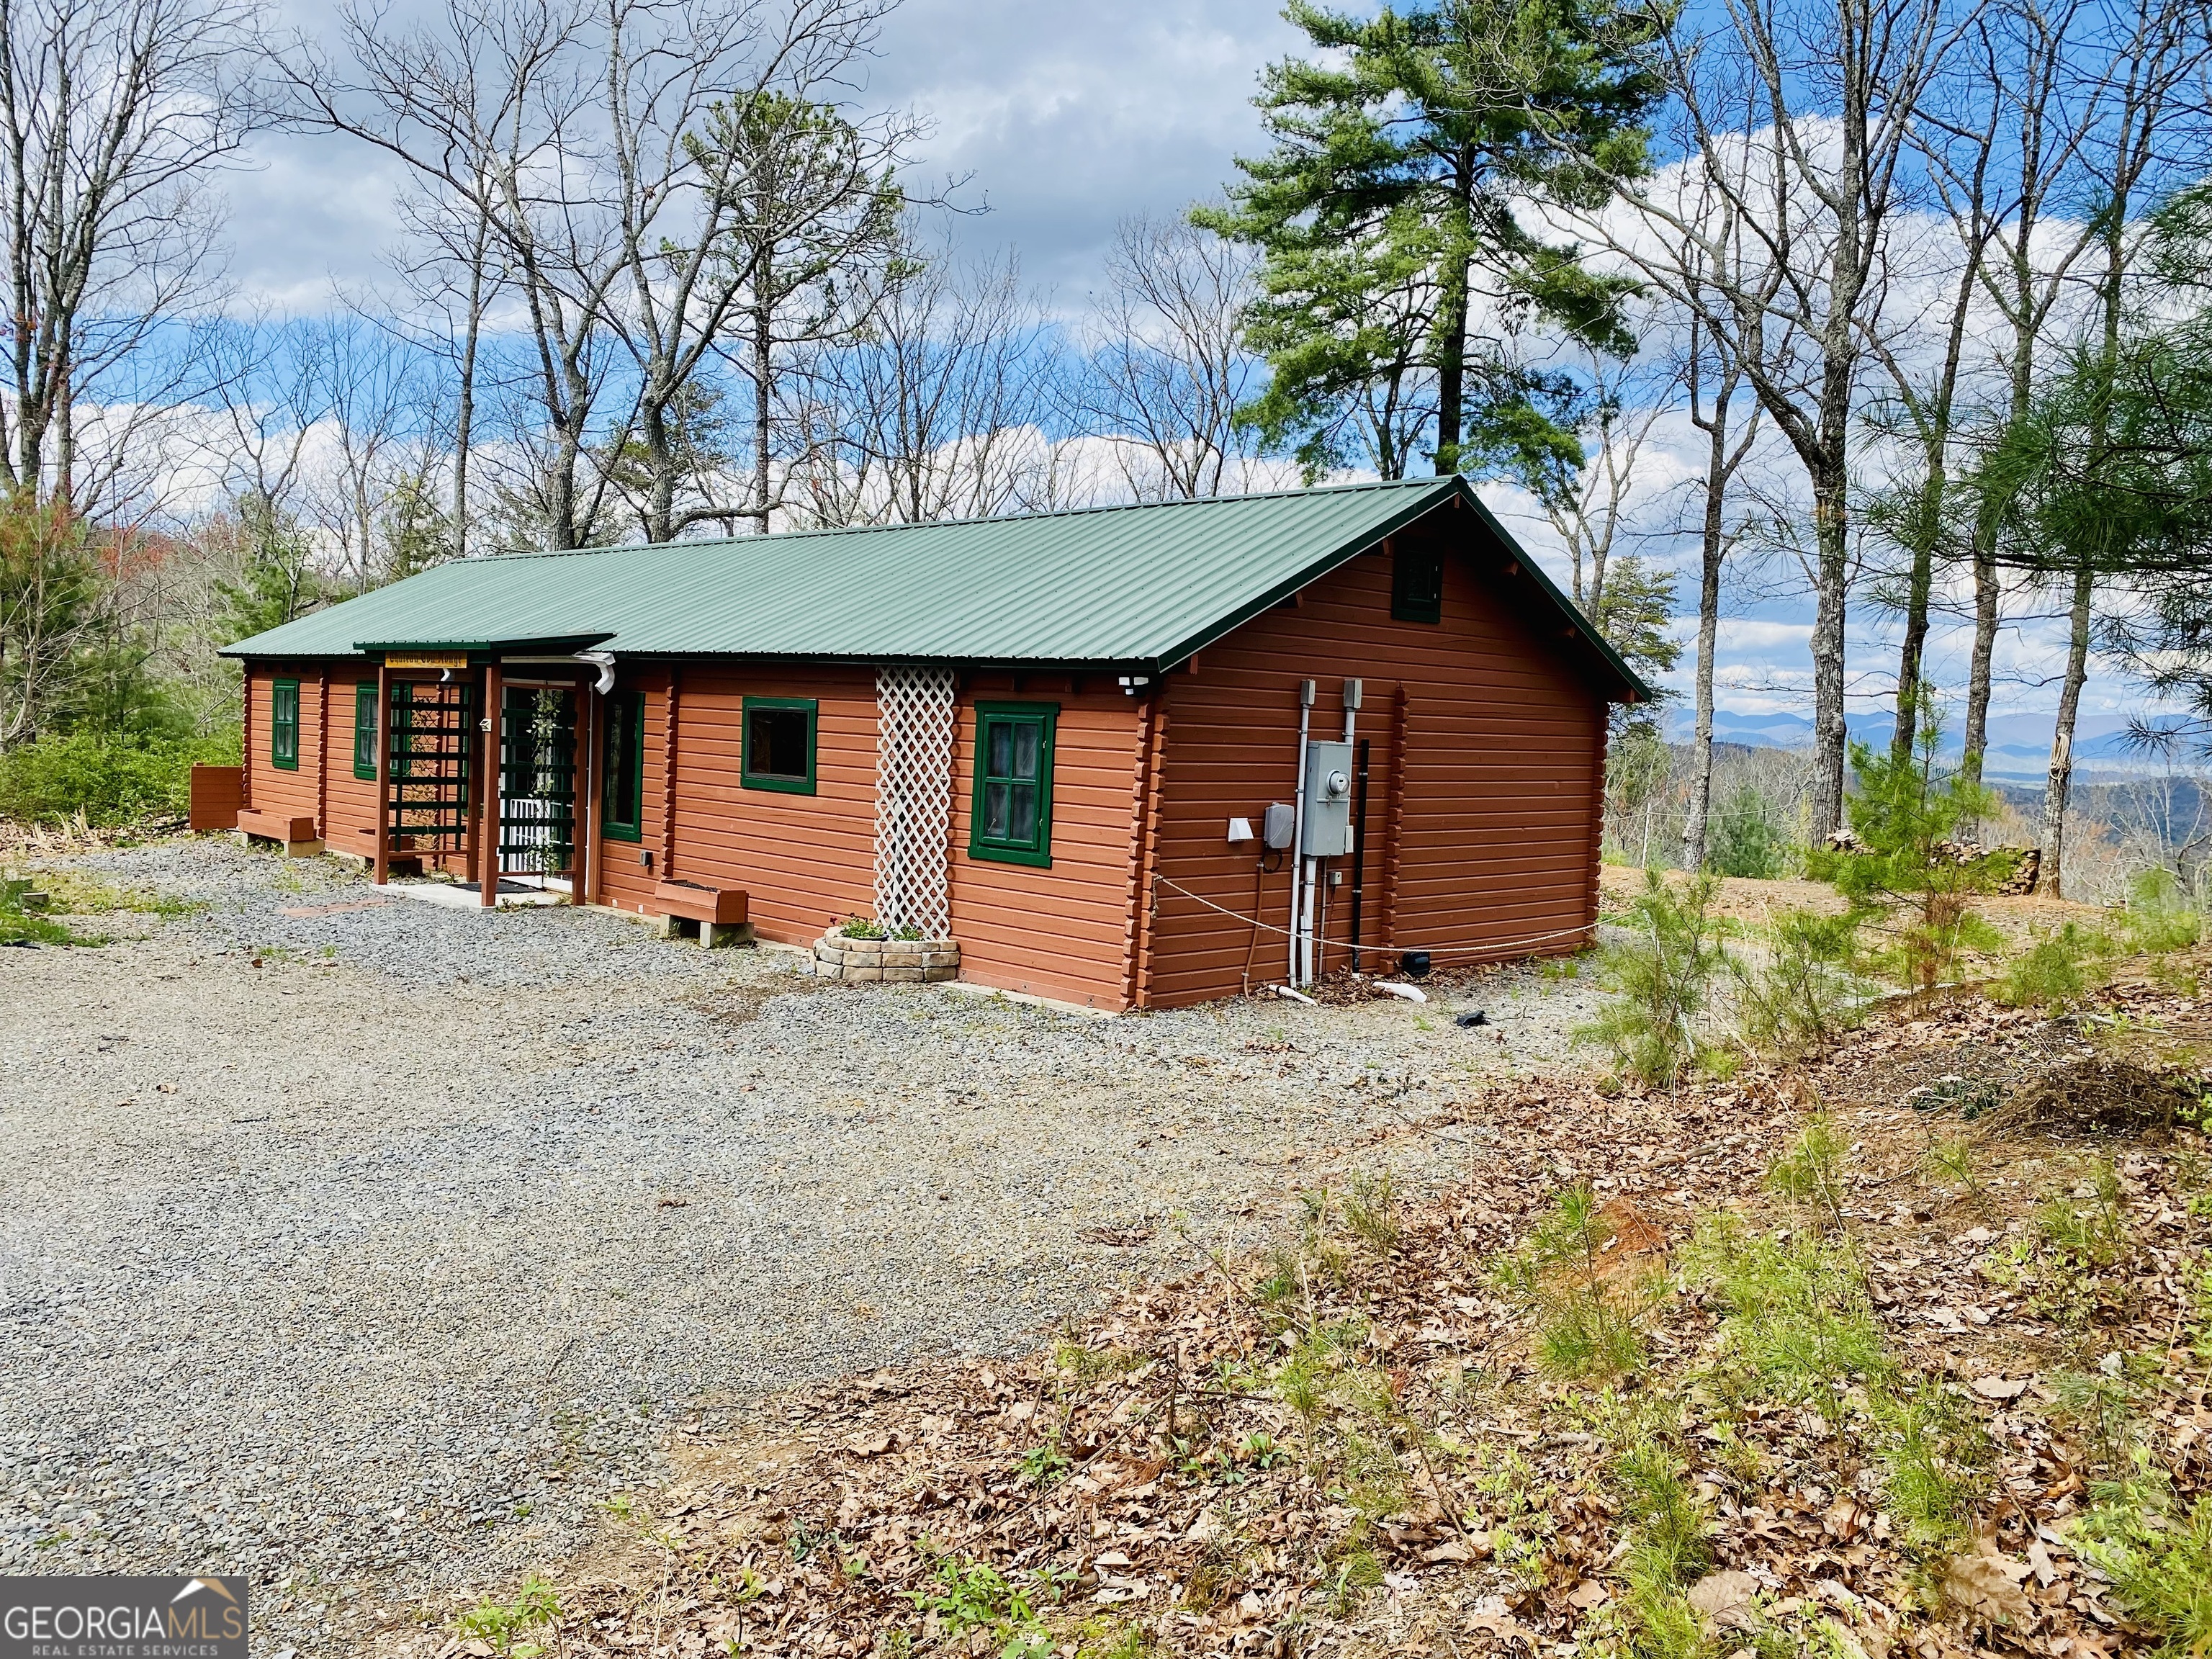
[381,964,2212,1659]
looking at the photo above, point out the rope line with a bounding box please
[1150,874,1601,965]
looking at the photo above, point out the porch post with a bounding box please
[480,662,503,907]
[462,679,479,890]
[372,660,391,886]
[577,678,601,906]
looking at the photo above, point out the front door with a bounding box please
[499,685,577,878]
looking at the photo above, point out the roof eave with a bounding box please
[1148,476,1651,703]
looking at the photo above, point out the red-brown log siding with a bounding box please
[324,676,378,848]
[242,663,325,830]
[946,674,1146,1010]
[596,665,676,916]
[1143,519,1607,1009]
[601,665,881,943]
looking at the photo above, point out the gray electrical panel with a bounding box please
[1262,801,1297,850]
[1300,740,1354,857]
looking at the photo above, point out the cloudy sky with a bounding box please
[218,0,2140,771]
[229,0,1304,313]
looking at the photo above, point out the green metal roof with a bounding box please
[222,475,1647,699]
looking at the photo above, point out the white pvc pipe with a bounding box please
[1300,856,1317,986]
[1373,981,1427,1003]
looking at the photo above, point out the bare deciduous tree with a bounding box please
[1074,215,1263,502]
[1565,0,1961,838]
[788,243,1062,526]
[0,0,274,510]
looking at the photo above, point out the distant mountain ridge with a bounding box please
[1660,706,2180,777]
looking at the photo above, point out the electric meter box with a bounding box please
[1300,740,1354,857]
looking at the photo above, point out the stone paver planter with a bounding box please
[813,930,960,983]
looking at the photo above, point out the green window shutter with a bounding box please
[271,680,300,770]
[601,689,645,841]
[353,683,379,780]
[1390,542,1443,623]
[742,697,817,794]
[968,702,1056,867]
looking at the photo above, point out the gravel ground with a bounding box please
[0,837,1610,1653]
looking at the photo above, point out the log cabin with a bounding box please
[214,475,1647,1010]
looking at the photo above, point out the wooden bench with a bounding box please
[652,881,751,947]
[188,765,242,832]
[236,809,322,858]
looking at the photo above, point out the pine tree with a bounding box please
[1197,0,1660,482]
[214,493,322,645]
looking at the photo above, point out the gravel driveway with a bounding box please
[0,839,1608,1653]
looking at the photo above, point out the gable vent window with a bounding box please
[1390,541,1443,623]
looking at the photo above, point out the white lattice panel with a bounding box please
[873,666,956,936]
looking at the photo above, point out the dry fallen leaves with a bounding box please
[410,977,2212,1659]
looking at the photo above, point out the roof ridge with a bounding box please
[466,475,1453,564]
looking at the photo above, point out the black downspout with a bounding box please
[1349,737,1371,964]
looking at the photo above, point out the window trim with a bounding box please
[968,701,1057,868]
[353,680,378,780]
[1390,541,1444,624]
[740,696,818,795]
[601,688,646,842]
[270,678,301,771]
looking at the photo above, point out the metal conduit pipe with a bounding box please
[1288,678,1314,985]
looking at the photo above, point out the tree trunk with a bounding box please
[1432,151,1474,476]
[1809,463,1851,840]
[2038,557,2094,898]
[644,367,675,544]
[1889,443,1938,757]
[751,300,773,536]
[1683,474,1725,872]
[452,213,488,561]
[1961,539,1999,788]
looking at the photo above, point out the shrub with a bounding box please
[1707,781,1789,878]
[1577,870,1731,1084]
[1496,1185,1668,1383]
[2072,1479,2212,1658]
[839,915,886,939]
[2123,869,2203,955]
[1996,922,2112,1010]
[1343,1172,1401,1256]
[1807,701,2002,991]
[1871,1381,1982,1550]
[0,730,237,827]
[1730,908,1866,1058]
[1614,1438,1713,1659]
[1765,1114,1851,1228]
[1690,1215,1887,1440]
